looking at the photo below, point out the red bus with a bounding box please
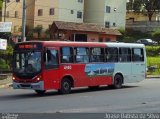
[12,41,146,94]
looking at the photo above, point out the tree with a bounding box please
[142,0,160,21]
[127,0,134,11]
[152,28,160,43]
[33,25,43,39]
[127,0,160,21]
[0,45,13,70]
[45,28,50,39]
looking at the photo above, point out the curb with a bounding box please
[0,83,12,89]
[146,75,160,78]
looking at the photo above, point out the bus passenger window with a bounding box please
[75,47,89,63]
[105,48,118,62]
[60,47,73,63]
[45,49,59,69]
[90,48,104,62]
[132,48,144,62]
[119,48,131,62]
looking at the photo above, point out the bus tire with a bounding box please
[113,74,123,89]
[59,78,71,94]
[35,90,46,95]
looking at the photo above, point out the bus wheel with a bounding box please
[35,90,46,95]
[59,78,71,94]
[113,74,123,89]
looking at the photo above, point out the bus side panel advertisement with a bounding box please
[85,63,115,77]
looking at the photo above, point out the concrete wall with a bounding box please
[126,21,160,32]
[34,0,59,30]
[84,0,105,27]
[104,0,127,28]
[34,0,84,30]
[58,0,84,23]
[84,0,127,29]
[87,33,99,42]
[126,12,158,21]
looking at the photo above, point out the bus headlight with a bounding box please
[37,77,40,81]
[36,75,42,81]
[12,77,16,80]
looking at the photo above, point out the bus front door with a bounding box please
[43,48,60,90]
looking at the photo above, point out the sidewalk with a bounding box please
[0,75,160,89]
[146,75,160,78]
[0,74,12,88]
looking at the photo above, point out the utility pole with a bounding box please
[4,0,6,22]
[22,0,26,42]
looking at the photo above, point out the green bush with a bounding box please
[145,46,160,57]
[152,28,160,44]
[0,58,9,70]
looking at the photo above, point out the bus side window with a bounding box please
[75,47,89,63]
[132,48,144,62]
[105,48,118,62]
[44,49,59,69]
[60,47,73,63]
[119,48,131,62]
[90,47,104,62]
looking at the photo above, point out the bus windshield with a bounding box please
[13,51,41,78]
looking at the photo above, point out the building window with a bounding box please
[49,8,54,15]
[16,0,20,2]
[78,0,83,3]
[71,10,74,14]
[106,6,111,13]
[77,11,82,18]
[38,9,43,16]
[105,21,110,28]
[113,22,116,27]
[15,11,18,18]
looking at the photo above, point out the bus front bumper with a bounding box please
[12,81,44,90]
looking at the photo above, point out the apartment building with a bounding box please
[33,0,84,30]
[2,0,84,34]
[84,0,127,29]
[2,0,22,35]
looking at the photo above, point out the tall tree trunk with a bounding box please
[148,11,153,21]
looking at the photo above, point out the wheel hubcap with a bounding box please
[63,82,69,90]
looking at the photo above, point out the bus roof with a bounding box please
[16,41,145,48]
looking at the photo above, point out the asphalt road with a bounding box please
[0,78,160,115]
